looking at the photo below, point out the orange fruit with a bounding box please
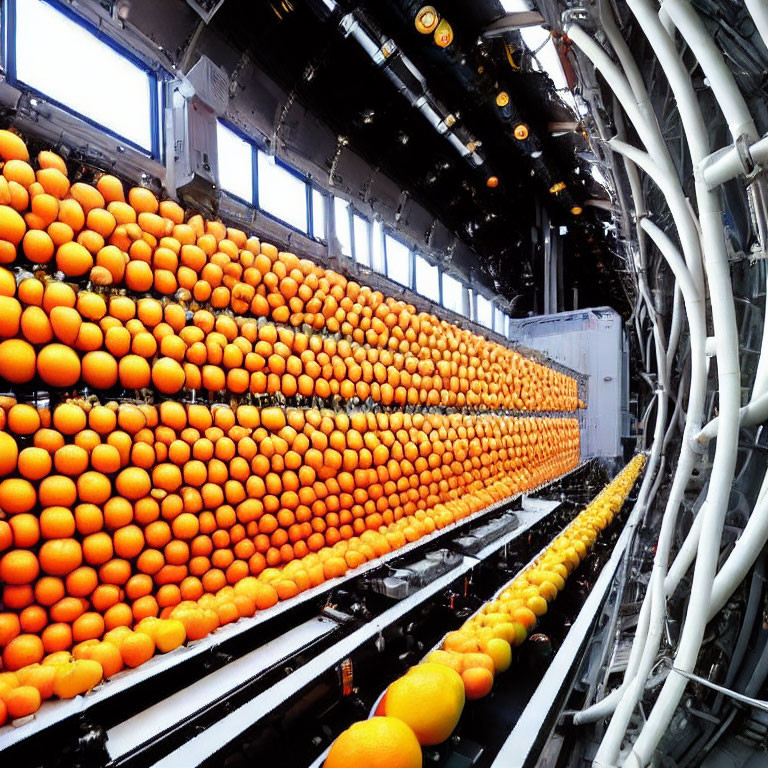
[39,538,83,576]
[0,549,39,584]
[461,666,494,700]
[325,717,422,768]
[37,343,81,387]
[120,631,155,668]
[0,430,18,475]
[6,685,41,719]
[384,662,464,745]
[0,339,36,383]
[52,658,103,698]
[3,633,44,670]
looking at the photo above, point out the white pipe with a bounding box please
[696,391,768,443]
[745,0,768,53]
[662,0,759,142]
[566,24,704,294]
[608,139,701,300]
[666,286,683,379]
[708,471,768,620]
[626,4,741,764]
[593,214,707,764]
[664,508,704,596]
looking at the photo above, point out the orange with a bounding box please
[79,641,123,679]
[40,506,76,538]
[325,717,422,768]
[16,663,55,699]
[120,631,155,668]
[115,466,151,500]
[0,612,20,646]
[461,666,494,700]
[6,685,41,719]
[52,659,103,698]
[3,633,44,670]
[152,356,185,394]
[0,130,29,162]
[37,343,81,387]
[39,538,83,576]
[0,338,36,383]
[384,662,465,745]
[0,431,19,475]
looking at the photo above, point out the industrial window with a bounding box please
[415,254,440,303]
[334,197,352,257]
[257,151,308,233]
[353,215,371,268]
[372,220,385,273]
[311,188,326,241]
[476,293,493,329]
[216,122,254,204]
[441,272,464,315]
[11,0,158,154]
[493,306,506,335]
[385,234,411,287]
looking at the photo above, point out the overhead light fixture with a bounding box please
[434,18,454,47]
[513,123,529,140]
[414,6,439,34]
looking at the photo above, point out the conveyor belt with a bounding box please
[490,502,635,768]
[141,495,565,767]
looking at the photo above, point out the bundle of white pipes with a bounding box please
[564,0,768,765]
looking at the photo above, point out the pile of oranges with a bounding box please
[0,128,582,726]
[0,131,576,412]
[325,455,646,768]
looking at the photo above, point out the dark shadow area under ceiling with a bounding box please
[208,0,629,315]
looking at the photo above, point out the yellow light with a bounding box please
[434,18,454,48]
[414,6,439,34]
[513,124,529,140]
[487,176,499,188]
[549,181,566,194]
[571,206,583,215]
[496,91,510,107]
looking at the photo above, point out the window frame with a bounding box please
[256,149,312,235]
[440,270,467,317]
[474,290,494,329]
[351,213,373,268]
[217,118,327,241]
[382,229,413,289]
[414,252,441,304]
[216,119,257,207]
[4,0,163,159]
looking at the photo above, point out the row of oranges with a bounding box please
[0,466,570,727]
[323,456,647,768]
[0,398,580,663]
[0,129,577,412]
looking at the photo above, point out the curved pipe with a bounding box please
[593,214,706,763]
[627,3,742,765]
[745,0,768,54]
[696,391,768,443]
[566,24,704,294]
[662,0,759,142]
[708,471,768,619]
